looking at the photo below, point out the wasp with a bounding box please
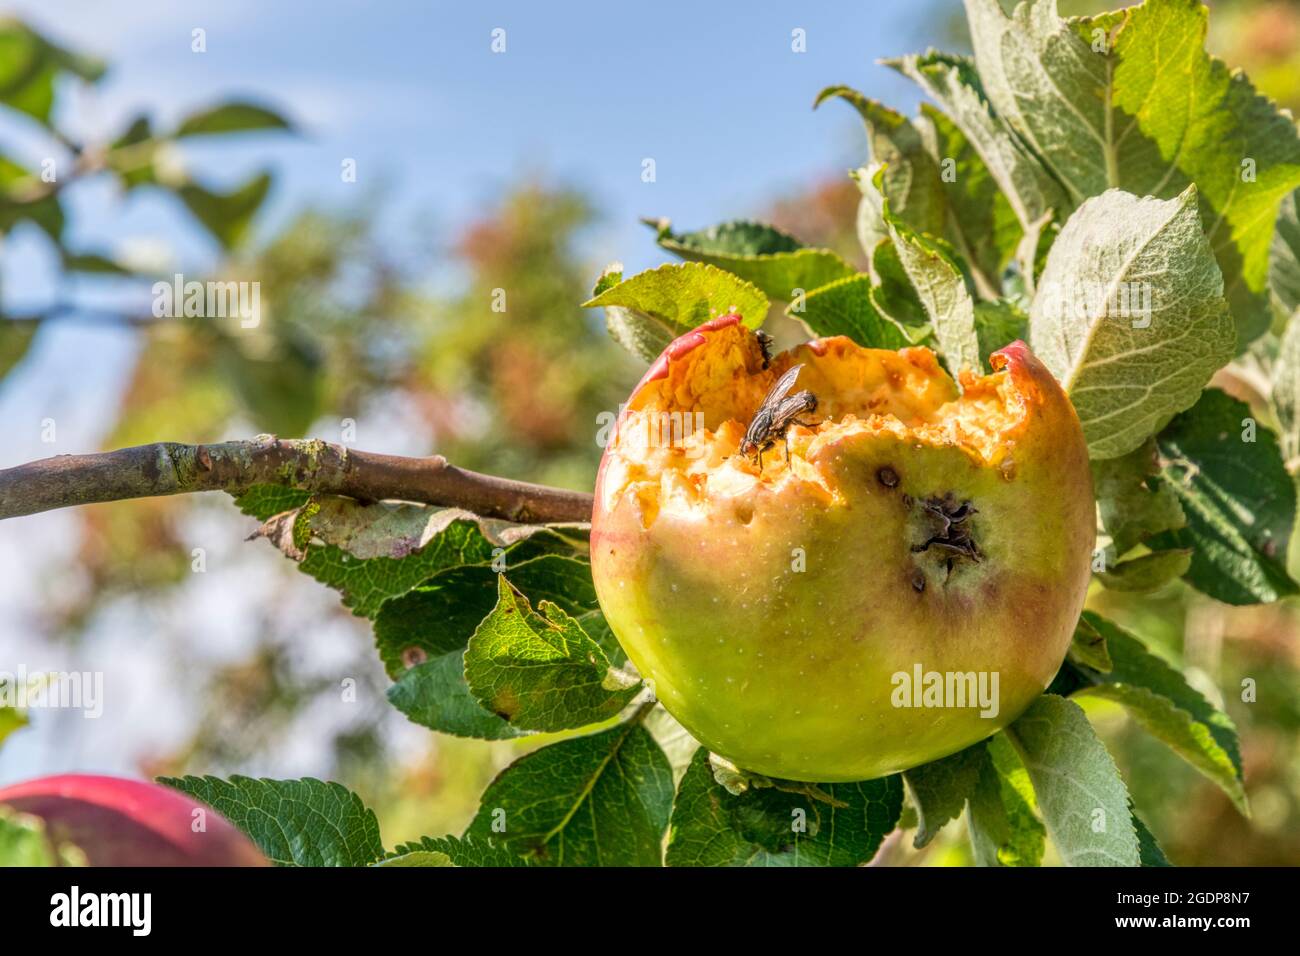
[739,363,819,470]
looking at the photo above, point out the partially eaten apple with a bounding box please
[591,316,1094,781]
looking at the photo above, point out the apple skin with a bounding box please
[591,318,1095,782]
[0,774,269,866]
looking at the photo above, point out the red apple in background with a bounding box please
[0,774,268,866]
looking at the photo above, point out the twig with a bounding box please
[0,436,594,524]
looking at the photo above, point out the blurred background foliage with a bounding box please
[1,1,1298,861]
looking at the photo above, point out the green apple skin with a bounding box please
[591,318,1095,782]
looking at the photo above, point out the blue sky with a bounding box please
[3,0,942,287]
[0,0,950,462]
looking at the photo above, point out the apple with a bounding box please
[591,316,1094,781]
[0,774,268,866]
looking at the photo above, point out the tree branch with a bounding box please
[0,437,594,524]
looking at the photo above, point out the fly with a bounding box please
[739,363,818,470]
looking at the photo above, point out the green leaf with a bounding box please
[372,850,452,867]
[645,218,856,301]
[0,20,103,125]
[1270,308,1300,468]
[1271,191,1300,321]
[1132,808,1172,866]
[60,250,131,275]
[175,100,292,137]
[789,274,910,348]
[0,691,27,753]
[231,484,312,521]
[1092,683,1245,811]
[387,650,520,740]
[158,775,384,866]
[666,749,902,867]
[372,544,604,740]
[582,261,768,363]
[178,171,272,249]
[1028,187,1235,459]
[0,155,64,239]
[853,165,890,262]
[385,834,532,867]
[966,733,1046,867]
[371,551,595,676]
[902,742,988,848]
[464,718,674,866]
[1068,614,1114,673]
[964,0,1300,345]
[915,104,1022,296]
[814,86,945,237]
[1151,388,1299,604]
[1005,695,1139,866]
[463,577,640,732]
[1096,549,1192,592]
[885,51,1068,232]
[973,299,1028,367]
[883,189,983,375]
[254,496,586,618]
[870,238,932,336]
[1067,611,1246,811]
[1092,439,1186,557]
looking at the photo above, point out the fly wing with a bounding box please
[771,390,816,426]
[760,364,804,408]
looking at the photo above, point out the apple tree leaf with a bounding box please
[790,274,911,348]
[814,86,945,237]
[1151,388,1299,604]
[1028,187,1235,459]
[884,196,982,375]
[463,576,640,732]
[644,218,856,301]
[158,776,384,867]
[1004,695,1139,866]
[966,733,1046,867]
[964,0,1300,345]
[885,50,1068,233]
[902,742,988,848]
[1092,438,1187,557]
[383,834,532,867]
[1271,190,1300,322]
[915,104,1022,296]
[464,719,673,866]
[1061,612,1246,812]
[582,261,769,363]
[175,100,292,137]
[665,748,903,867]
